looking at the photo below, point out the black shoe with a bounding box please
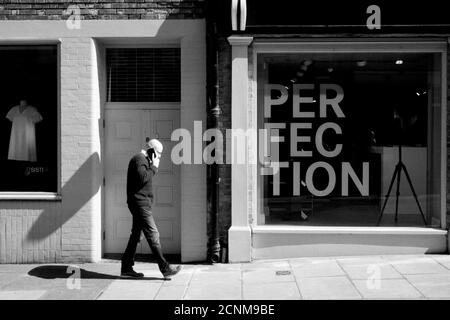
[161,265,182,278]
[121,269,144,278]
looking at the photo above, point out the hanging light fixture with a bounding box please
[356,60,367,67]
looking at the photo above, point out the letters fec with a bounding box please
[289,121,343,158]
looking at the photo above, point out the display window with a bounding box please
[0,45,58,193]
[257,43,445,227]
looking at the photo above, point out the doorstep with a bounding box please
[251,226,448,260]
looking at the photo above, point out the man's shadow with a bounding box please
[28,265,165,281]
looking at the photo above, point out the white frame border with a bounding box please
[0,41,62,201]
[251,39,448,229]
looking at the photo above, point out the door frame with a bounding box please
[102,102,181,258]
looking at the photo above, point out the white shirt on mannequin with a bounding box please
[6,105,43,162]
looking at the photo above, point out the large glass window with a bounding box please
[0,45,58,193]
[258,49,443,227]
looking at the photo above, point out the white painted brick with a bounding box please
[0,21,206,264]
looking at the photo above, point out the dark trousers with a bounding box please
[121,202,168,271]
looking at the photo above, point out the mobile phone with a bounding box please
[147,148,156,160]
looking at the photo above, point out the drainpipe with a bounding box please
[206,1,221,263]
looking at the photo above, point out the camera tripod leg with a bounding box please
[394,164,402,224]
[376,164,399,226]
[401,163,427,225]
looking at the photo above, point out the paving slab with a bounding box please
[40,286,108,300]
[158,269,194,286]
[191,270,241,283]
[337,256,386,264]
[430,255,450,270]
[352,279,423,299]
[77,264,124,275]
[206,263,242,271]
[243,268,295,284]
[381,255,427,261]
[182,264,239,272]
[0,265,39,273]
[297,276,362,300]
[1,256,450,300]
[289,257,339,266]
[243,282,301,300]
[0,273,24,290]
[179,264,209,271]
[404,274,450,299]
[0,290,47,300]
[386,257,449,275]
[242,261,291,270]
[292,260,346,278]
[184,281,242,300]
[132,269,169,280]
[154,285,187,300]
[97,280,163,300]
[337,257,402,280]
[0,274,67,291]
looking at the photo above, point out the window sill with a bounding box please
[252,225,448,235]
[0,193,61,201]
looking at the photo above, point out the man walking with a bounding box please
[121,138,181,278]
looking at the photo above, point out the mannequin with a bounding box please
[6,99,43,162]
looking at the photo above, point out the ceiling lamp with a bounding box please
[356,60,367,67]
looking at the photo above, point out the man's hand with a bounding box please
[151,152,160,168]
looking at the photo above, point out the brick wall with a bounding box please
[0,0,205,20]
[0,203,63,263]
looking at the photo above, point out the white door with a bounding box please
[104,107,181,254]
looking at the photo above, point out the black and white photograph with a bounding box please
[0,0,449,317]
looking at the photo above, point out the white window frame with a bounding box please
[252,39,448,229]
[0,41,61,201]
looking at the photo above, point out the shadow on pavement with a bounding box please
[28,265,164,281]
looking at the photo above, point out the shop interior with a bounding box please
[259,52,442,227]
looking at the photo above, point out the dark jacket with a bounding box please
[126,152,158,207]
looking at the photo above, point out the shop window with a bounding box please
[106,48,181,102]
[257,50,443,227]
[0,45,58,193]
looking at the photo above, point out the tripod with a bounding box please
[376,143,427,226]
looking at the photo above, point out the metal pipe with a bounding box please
[206,0,221,263]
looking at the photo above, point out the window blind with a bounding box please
[106,48,181,102]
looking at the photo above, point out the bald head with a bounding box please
[146,138,163,154]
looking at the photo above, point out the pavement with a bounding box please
[1,254,450,300]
